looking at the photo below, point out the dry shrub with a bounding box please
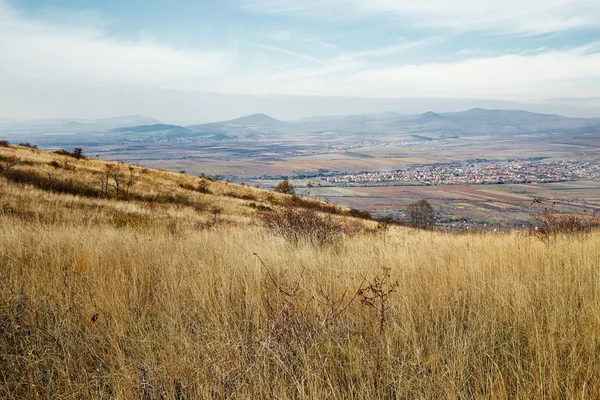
[529,198,599,240]
[197,180,211,194]
[225,191,256,201]
[2,168,101,198]
[348,208,372,220]
[273,179,295,195]
[259,207,344,246]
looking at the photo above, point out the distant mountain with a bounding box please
[411,109,593,135]
[411,111,444,123]
[287,108,600,137]
[186,113,287,138]
[94,115,162,126]
[114,124,189,134]
[224,113,286,126]
[6,109,600,147]
[1,115,163,132]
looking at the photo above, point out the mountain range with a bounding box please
[2,109,599,146]
[109,109,600,141]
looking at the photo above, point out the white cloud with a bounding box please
[246,0,600,34]
[210,46,600,102]
[1,0,600,120]
[0,2,235,87]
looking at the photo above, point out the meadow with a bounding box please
[1,144,600,398]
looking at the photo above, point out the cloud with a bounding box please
[246,0,600,34]
[244,42,325,63]
[0,2,235,88]
[211,46,600,102]
[1,0,600,120]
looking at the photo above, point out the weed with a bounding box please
[358,267,399,390]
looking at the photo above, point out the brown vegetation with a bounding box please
[1,146,600,398]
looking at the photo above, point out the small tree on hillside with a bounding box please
[274,179,295,195]
[72,148,85,160]
[406,199,435,230]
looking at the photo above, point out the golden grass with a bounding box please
[1,145,600,398]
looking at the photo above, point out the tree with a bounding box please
[405,199,435,230]
[273,179,295,195]
[72,148,85,160]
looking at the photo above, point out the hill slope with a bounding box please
[1,144,600,398]
[0,144,349,228]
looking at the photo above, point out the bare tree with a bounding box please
[108,166,125,198]
[405,199,435,230]
[125,166,137,197]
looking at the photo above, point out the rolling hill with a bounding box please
[1,143,600,398]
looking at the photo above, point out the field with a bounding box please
[2,145,600,398]
[72,133,600,229]
[310,181,600,228]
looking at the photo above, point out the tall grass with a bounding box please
[1,216,600,398]
[1,145,600,398]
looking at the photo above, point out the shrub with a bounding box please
[1,168,101,198]
[54,148,86,159]
[197,180,211,194]
[259,207,343,246]
[0,155,19,173]
[49,160,61,169]
[529,198,598,240]
[349,208,372,220]
[225,191,257,201]
[273,179,295,195]
[19,142,37,149]
[0,140,10,147]
[53,149,72,157]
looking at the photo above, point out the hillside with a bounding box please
[2,144,600,398]
[0,144,353,229]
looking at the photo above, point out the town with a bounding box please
[322,160,600,185]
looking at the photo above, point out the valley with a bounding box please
[2,108,600,229]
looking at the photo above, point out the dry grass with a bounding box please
[1,144,600,398]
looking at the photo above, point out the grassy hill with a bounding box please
[1,143,600,398]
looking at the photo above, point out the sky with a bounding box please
[1,0,600,123]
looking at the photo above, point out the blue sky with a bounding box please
[1,0,600,122]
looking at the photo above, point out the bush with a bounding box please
[197,180,211,194]
[1,168,101,198]
[0,140,10,147]
[225,191,257,201]
[348,208,372,220]
[19,142,37,149]
[529,198,598,239]
[259,207,343,246]
[273,179,295,195]
[53,148,86,159]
